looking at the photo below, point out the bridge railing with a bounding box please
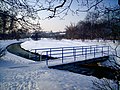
[31,45,110,65]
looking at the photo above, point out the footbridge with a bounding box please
[31,45,110,66]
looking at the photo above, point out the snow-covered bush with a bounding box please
[92,78,118,90]
[109,40,120,67]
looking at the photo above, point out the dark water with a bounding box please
[49,61,120,80]
[7,43,56,61]
[74,63,119,80]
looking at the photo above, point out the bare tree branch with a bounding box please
[77,0,104,12]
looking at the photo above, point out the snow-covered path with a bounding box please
[0,52,96,90]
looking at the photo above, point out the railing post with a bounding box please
[82,46,83,55]
[35,49,37,60]
[90,46,92,54]
[85,48,87,59]
[49,49,51,57]
[39,55,40,61]
[62,48,64,63]
[108,46,109,55]
[46,51,48,65]
[102,46,104,56]
[73,47,76,61]
[94,47,96,58]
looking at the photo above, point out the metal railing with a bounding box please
[31,45,110,65]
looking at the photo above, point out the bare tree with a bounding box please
[104,6,120,42]
[65,23,78,39]
[0,0,105,27]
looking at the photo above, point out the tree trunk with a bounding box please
[1,15,7,39]
[9,17,14,32]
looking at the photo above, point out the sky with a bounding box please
[38,0,118,32]
[40,12,86,32]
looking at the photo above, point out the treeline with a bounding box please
[31,31,65,40]
[65,20,120,40]
[65,7,120,41]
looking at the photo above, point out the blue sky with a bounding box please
[39,0,118,32]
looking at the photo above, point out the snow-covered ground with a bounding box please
[0,38,119,90]
[21,38,107,51]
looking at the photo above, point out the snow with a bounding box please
[21,38,106,51]
[0,52,95,90]
[0,38,30,49]
[0,38,119,90]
